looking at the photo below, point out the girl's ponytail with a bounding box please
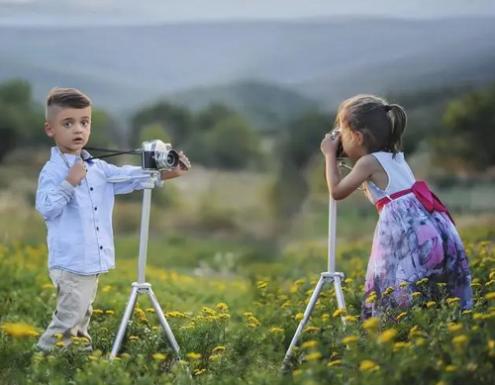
[387,104,407,154]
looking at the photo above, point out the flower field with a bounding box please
[0,240,494,385]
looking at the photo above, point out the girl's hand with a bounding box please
[320,130,341,156]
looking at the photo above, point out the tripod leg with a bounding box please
[147,287,181,357]
[333,275,347,326]
[110,286,139,358]
[282,276,325,369]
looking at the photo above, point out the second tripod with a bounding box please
[282,197,347,369]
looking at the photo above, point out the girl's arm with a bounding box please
[324,155,374,200]
[321,133,374,200]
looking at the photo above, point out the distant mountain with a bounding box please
[170,80,318,132]
[1,16,494,120]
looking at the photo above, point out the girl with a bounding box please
[320,94,473,319]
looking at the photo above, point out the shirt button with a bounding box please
[100,246,103,250]
[90,187,94,191]
[94,207,97,211]
[96,226,99,231]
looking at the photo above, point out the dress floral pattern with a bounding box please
[362,193,473,319]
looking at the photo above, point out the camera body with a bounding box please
[330,128,346,158]
[141,140,180,170]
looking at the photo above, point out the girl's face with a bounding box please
[340,125,367,161]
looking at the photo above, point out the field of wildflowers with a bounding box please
[0,239,494,385]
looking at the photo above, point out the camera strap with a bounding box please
[83,147,140,161]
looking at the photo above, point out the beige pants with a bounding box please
[37,269,99,351]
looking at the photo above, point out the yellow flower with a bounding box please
[129,335,139,341]
[409,325,424,338]
[93,309,104,316]
[102,285,112,293]
[0,322,40,338]
[396,312,407,321]
[344,315,358,323]
[145,308,155,313]
[412,292,422,299]
[446,297,461,305]
[399,281,409,288]
[270,327,284,334]
[55,341,65,348]
[377,328,397,344]
[166,311,186,318]
[436,282,447,288]
[393,342,411,351]
[445,365,458,372]
[105,310,114,315]
[54,333,63,340]
[383,287,394,296]
[342,336,359,345]
[344,278,353,284]
[212,345,225,354]
[333,308,346,317]
[294,312,304,321]
[304,352,322,361]
[365,292,378,304]
[152,353,167,361]
[186,352,202,361]
[304,326,320,333]
[256,280,268,289]
[452,335,469,349]
[447,322,462,333]
[416,277,429,285]
[485,292,495,301]
[209,354,221,362]
[362,317,380,331]
[215,302,229,312]
[301,340,318,350]
[193,368,206,376]
[202,306,217,317]
[41,283,54,290]
[327,359,342,367]
[359,359,379,372]
[426,301,436,308]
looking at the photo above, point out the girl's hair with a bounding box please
[335,94,407,154]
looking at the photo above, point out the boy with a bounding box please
[35,87,190,352]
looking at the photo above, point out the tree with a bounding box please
[432,84,495,171]
[130,102,192,147]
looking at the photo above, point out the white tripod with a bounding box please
[110,171,180,359]
[282,197,347,369]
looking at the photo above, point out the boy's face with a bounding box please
[44,106,91,154]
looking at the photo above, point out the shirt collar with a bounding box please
[50,147,93,167]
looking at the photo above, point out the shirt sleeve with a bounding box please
[35,167,75,221]
[100,161,157,195]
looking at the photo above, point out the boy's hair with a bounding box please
[335,94,407,155]
[45,87,92,120]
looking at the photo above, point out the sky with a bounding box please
[1,0,495,25]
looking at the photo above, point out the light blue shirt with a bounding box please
[35,147,155,275]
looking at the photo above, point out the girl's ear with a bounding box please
[353,130,364,146]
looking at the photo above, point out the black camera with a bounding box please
[141,140,180,170]
[330,128,346,158]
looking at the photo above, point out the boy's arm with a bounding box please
[101,162,153,195]
[35,168,75,220]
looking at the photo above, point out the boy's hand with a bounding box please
[66,160,87,186]
[321,131,341,156]
[160,151,191,180]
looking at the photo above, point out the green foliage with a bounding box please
[270,110,331,226]
[433,84,495,171]
[0,79,44,162]
[0,240,494,385]
[130,102,192,147]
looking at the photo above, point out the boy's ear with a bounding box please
[44,121,55,138]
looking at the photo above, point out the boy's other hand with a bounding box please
[66,160,87,186]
